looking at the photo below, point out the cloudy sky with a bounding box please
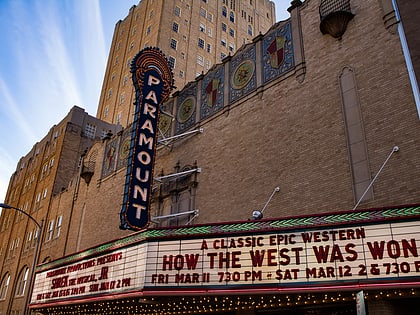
[0,0,290,202]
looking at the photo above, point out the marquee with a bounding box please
[30,204,420,307]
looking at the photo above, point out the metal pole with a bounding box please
[23,218,43,315]
[0,203,43,315]
[352,146,399,210]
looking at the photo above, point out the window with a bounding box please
[198,38,205,49]
[174,6,181,16]
[120,93,125,104]
[154,166,199,227]
[116,113,122,125]
[200,8,206,18]
[25,231,32,251]
[41,162,48,176]
[168,56,176,68]
[42,188,48,199]
[172,22,179,33]
[146,26,151,35]
[15,267,29,297]
[221,52,227,60]
[179,70,184,78]
[207,43,212,53]
[248,25,253,36]
[107,88,112,99]
[123,75,128,86]
[230,12,235,23]
[47,219,55,241]
[207,13,213,22]
[222,23,227,32]
[85,123,96,139]
[229,28,235,37]
[222,6,227,17]
[207,27,212,37]
[197,55,204,66]
[32,228,39,248]
[199,23,205,33]
[0,274,10,300]
[101,129,108,139]
[181,52,185,59]
[170,39,177,50]
[7,240,14,259]
[221,39,227,47]
[55,215,63,238]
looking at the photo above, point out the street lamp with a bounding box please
[0,203,44,315]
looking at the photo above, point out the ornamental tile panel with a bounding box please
[200,64,225,120]
[102,138,118,177]
[263,21,295,84]
[117,128,132,170]
[229,44,257,103]
[175,83,197,134]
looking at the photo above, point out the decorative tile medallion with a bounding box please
[229,45,257,103]
[175,83,197,134]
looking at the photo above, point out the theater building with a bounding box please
[1,0,420,314]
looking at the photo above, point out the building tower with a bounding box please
[96,0,275,127]
[0,107,118,314]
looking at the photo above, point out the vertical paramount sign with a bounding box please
[120,48,174,230]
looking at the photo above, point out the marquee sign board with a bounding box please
[119,47,174,230]
[144,221,420,288]
[31,215,420,305]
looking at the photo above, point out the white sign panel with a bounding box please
[144,221,420,287]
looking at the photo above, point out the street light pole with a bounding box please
[0,203,44,315]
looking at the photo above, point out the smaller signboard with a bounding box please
[31,244,147,303]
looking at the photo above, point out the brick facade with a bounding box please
[1,0,419,314]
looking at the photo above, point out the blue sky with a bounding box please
[0,0,290,203]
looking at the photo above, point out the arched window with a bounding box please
[222,6,227,17]
[0,273,10,300]
[15,267,29,297]
[230,12,235,22]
